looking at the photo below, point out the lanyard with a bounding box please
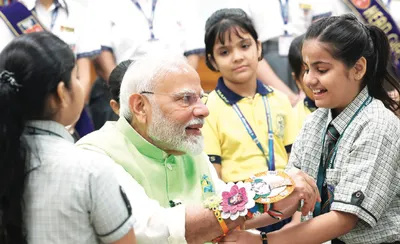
[314,96,372,216]
[232,96,275,170]
[25,126,64,139]
[321,96,372,170]
[50,5,59,31]
[131,0,157,40]
[32,1,62,31]
[279,0,289,25]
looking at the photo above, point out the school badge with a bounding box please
[201,174,214,193]
[0,2,46,36]
[17,16,43,34]
[275,114,285,139]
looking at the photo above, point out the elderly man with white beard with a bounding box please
[76,51,320,244]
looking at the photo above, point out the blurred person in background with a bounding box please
[0,0,102,138]
[87,0,204,130]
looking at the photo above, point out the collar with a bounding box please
[304,96,317,112]
[116,117,168,161]
[329,87,370,135]
[215,77,273,105]
[24,0,65,11]
[24,120,74,143]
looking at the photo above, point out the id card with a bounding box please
[278,35,294,56]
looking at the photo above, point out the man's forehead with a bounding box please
[156,67,202,93]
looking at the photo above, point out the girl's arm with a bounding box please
[267,211,358,244]
[221,211,358,244]
[76,57,94,104]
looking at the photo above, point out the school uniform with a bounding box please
[87,0,204,129]
[203,78,300,183]
[91,0,204,64]
[288,87,400,244]
[0,1,101,138]
[202,77,300,233]
[23,120,134,243]
[293,96,317,130]
[0,0,101,58]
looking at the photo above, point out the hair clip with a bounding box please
[0,70,22,92]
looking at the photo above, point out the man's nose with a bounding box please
[193,102,209,118]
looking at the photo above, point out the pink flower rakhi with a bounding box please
[220,182,255,220]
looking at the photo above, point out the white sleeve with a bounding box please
[247,0,284,41]
[177,0,204,54]
[87,0,113,50]
[74,6,101,59]
[0,18,16,53]
[114,164,187,244]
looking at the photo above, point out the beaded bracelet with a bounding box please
[204,196,229,242]
[260,231,268,244]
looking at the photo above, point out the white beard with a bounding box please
[147,101,204,155]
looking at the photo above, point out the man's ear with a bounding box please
[128,94,149,123]
[353,56,367,81]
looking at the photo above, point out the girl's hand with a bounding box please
[219,230,262,244]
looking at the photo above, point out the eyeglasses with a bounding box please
[140,91,208,107]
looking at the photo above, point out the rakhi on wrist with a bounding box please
[245,171,295,220]
[204,171,294,242]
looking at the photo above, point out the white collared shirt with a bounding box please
[0,0,100,58]
[194,0,284,42]
[90,0,204,63]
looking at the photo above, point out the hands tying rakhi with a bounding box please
[204,171,295,242]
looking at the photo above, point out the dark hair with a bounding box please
[204,8,261,71]
[108,59,134,103]
[288,34,305,80]
[304,14,400,113]
[0,32,75,244]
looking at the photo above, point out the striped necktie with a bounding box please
[314,124,340,216]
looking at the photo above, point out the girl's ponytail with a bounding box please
[0,70,28,244]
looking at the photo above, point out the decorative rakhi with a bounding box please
[204,170,294,242]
